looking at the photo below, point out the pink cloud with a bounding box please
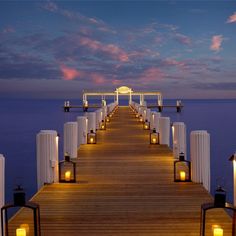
[91,73,106,84]
[79,37,129,62]
[164,58,185,68]
[210,35,223,52]
[141,67,165,83]
[60,65,81,80]
[175,33,192,46]
[227,12,236,23]
[128,49,160,60]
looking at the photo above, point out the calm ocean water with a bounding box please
[0,98,236,205]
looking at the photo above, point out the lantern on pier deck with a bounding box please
[174,152,191,182]
[87,130,97,144]
[200,187,236,236]
[143,119,150,130]
[83,101,88,112]
[100,120,106,130]
[1,186,41,236]
[59,154,76,183]
[150,128,160,145]
[139,115,143,123]
[106,116,110,123]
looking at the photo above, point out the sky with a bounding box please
[0,0,236,99]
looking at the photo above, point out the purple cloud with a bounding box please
[174,33,192,46]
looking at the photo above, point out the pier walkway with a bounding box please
[10,106,232,235]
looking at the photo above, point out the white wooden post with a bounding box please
[0,154,5,236]
[77,116,87,146]
[36,130,59,190]
[233,153,236,205]
[150,112,161,131]
[95,109,101,130]
[159,117,170,146]
[190,130,210,192]
[146,109,151,122]
[87,112,96,133]
[172,122,186,159]
[64,122,78,159]
[102,106,107,120]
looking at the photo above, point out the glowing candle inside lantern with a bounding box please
[20,224,29,235]
[65,171,71,181]
[152,138,157,143]
[213,226,223,236]
[90,137,94,143]
[101,125,105,129]
[16,228,26,236]
[180,171,186,181]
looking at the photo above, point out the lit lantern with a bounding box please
[200,187,236,236]
[150,128,160,145]
[87,130,97,144]
[1,186,41,236]
[59,154,76,183]
[139,115,143,123]
[83,101,88,112]
[100,120,106,130]
[135,113,139,118]
[106,116,110,123]
[143,119,150,130]
[174,153,191,182]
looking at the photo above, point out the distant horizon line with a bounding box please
[1,96,236,101]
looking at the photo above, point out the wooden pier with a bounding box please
[9,106,232,235]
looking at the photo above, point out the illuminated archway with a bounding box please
[82,86,162,106]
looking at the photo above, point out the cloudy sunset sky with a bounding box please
[0,0,236,99]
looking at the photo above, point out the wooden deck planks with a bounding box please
[9,106,232,236]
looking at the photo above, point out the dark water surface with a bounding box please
[0,98,235,205]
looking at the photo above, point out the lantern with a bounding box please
[83,101,88,112]
[174,153,191,182]
[106,116,110,123]
[1,186,41,236]
[143,119,150,130]
[100,120,106,130]
[59,154,76,183]
[200,187,236,236]
[139,115,143,123]
[150,129,160,144]
[135,113,139,118]
[87,130,97,144]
